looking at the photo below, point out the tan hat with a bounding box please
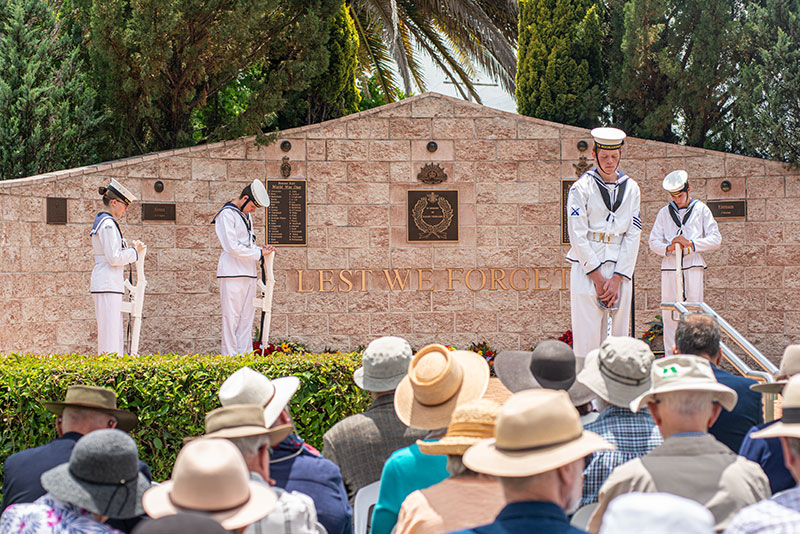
[219,367,300,430]
[752,375,800,440]
[142,438,277,530]
[394,344,490,430]
[577,336,655,408]
[417,399,500,456]
[44,385,138,432]
[186,405,293,444]
[462,389,613,477]
[483,377,514,405]
[751,344,800,393]
[629,355,738,413]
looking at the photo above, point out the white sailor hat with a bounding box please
[663,170,689,193]
[106,179,137,205]
[250,179,270,208]
[590,127,626,150]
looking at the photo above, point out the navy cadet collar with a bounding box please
[668,198,697,234]
[211,201,252,232]
[496,500,571,522]
[89,211,122,238]
[588,169,630,218]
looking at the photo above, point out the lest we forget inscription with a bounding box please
[267,179,307,246]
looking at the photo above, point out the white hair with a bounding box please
[226,434,270,460]
[654,390,715,417]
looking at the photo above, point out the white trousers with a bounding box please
[570,262,633,358]
[220,278,257,356]
[661,268,705,356]
[94,293,124,355]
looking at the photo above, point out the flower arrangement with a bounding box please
[467,341,497,376]
[640,315,665,356]
[253,340,308,356]
[558,330,573,347]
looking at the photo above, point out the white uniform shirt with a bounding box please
[566,169,642,279]
[213,202,262,278]
[90,213,137,293]
[648,199,721,270]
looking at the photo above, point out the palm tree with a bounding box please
[348,0,518,103]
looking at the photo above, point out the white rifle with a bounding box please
[254,250,276,346]
[120,240,147,356]
[675,242,684,304]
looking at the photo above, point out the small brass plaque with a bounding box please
[267,179,307,246]
[707,199,746,220]
[407,190,458,242]
[142,203,176,221]
[46,197,68,225]
[561,178,577,245]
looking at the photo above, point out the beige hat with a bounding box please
[577,337,655,408]
[44,385,138,432]
[629,355,738,413]
[751,344,800,393]
[354,336,414,392]
[142,438,277,530]
[219,367,299,430]
[462,389,613,477]
[483,377,514,405]
[186,405,293,444]
[752,375,800,440]
[417,399,500,456]
[570,356,597,407]
[394,344,490,430]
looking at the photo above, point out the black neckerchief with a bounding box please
[211,202,252,233]
[591,170,628,221]
[668,198,697,235]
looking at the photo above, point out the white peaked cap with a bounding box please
[251,179,270,208]
[663,170,689,193]
[590,127,626,150]
[108,178,137,204]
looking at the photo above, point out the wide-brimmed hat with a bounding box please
[483,377,514,405]
[599,493,713,534]
[630,355,738,413]
[751,345,800,394]
[570,356,596,406]
[418,399,500,456]
[142,438,277,530]
[189,404,292,444]
[394,344,489,430]
[354,336,413,392]
[40,429,150,519]
[219,367,299,429]
[43,385,138,431]
[133,514,228,534]
[462,389,613,477]
[577,336,655,408]
[752,375,800,440]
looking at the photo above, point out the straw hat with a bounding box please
[462,389,613,477]
[629,355,738,413]
[188,404,292,444]
[417,399,500,456]
[751,344,800,393]
[599,493,714,534]
[354,336,413,392]
[142,439,277,530]
[44,385,138,431]
[483,377,513,405]
[394,344,489,430]
[752,375,800,440]
[577,337,655,408]
[219,367,299,429]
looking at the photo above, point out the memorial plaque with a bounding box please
[407,190,459,242]
[46,197,67,225]
[267,179,307,246]
[561,178,577,244]
[707,199,746,220]
[142,203,176,221]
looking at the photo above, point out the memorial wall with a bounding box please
[1,92,798,359]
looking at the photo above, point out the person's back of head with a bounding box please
[674,314,721,361]
[61,406,118,435]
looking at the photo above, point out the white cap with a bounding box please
[107,179,137,205]
[590,127,626,150]
[599,493,714,534]
[663,170,689,193]
[250,179,270,208]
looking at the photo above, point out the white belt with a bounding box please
[588,232,623,244]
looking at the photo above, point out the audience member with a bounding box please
[323,336,428,503]
[371,344,490,534]
[675,313,763,452]
[219,366,352,534]
[141,438,276,533]
[740,344,800,494]
[396,399,505,534]
[132,514,227,534]
[726,374,800,533]
[599,493,714,534]
[589,355,770,532]
[453,389,613,534]
[0,429,150,533]
[575,336,662,506]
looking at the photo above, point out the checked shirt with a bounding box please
[579,406,663,507]
[725,485,800,534]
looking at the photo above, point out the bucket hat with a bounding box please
[187,404,293,444]
[629,355,738,413]
[752,375,800,440]
[133,514,228,534]
[43,385,138,431]
[751,345,800,394]
[394,344,489,430]
[354,336,413,392]
[40,429,150,519]
[219,367,299,429]
[417,399,500,456]
[577,336,655,408]
[142,438,277,530]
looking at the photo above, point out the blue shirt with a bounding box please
[710,365,763,453]
[451,501,587,534]
[740,420,796,494]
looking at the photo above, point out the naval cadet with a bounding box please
[566,127,642,357]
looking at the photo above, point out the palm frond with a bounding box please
[349,5,403,101]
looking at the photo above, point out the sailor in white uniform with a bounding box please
[212,179,275,356]
[566,127,642,357]
[90,179,144,355]
[649,170,721,356]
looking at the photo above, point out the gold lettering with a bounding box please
[447,268,463,291]
[319,270,336,292]
[465,269,487,291]
[490,269,509,290]
[297,270,314,293]
[339,270,353,292]
[534,268,551,290]
[383,269,410,291]
[353,269,372,292]
[559,267,570,290]
[417,269,434,291]
[509,268,530,291]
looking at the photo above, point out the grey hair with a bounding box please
[226,434,270,460]
[675,314,721,358]
[446,455,481,477]
[654,390,715,417]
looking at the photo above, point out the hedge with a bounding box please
[0,352,370,492]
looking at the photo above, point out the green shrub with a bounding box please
[0,352,370,490]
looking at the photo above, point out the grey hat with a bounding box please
[577,336,655,408]
[41,428,150,519]
[495,340,577,392]
[354,336,413,392]
[133,514,227,534]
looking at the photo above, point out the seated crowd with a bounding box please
[1,314,799,533]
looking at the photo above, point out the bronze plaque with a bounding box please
[46,197,67,225]
[267,179,307,246]
[142,203,176,221]
[407,190,458,242]
[561,178,577,244]
[707,199,746,220]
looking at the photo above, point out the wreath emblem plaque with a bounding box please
[407,190,459,242]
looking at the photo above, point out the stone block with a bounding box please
[454,140,496,161]
[432,290,474,311]
[348,161,390,182]
[748,199,766,221]
[307,161,347,183]
[389,162,412,183]
[347,292,389,313]
[497,182,539,204]
[476,204,517,225]
[347,118,388,139]
[348,205,389,227]
[766,245,800,266]
[266,160,305,179]
[307,140,326,160]
[455,311,498,332]
[308,205,347,227]
[287,314,329,335]
[475,161,518,182]
[476,183,497,203]
[127,161,159,178]
[348,248,390,270]
[391,248,433,268]
[766,199,800,221]
[411,140,454,161]
[328,227,370,248]
[308,123,347,139]
[432,118,475,139]
[646,158,684,180]
[475,290,518,311]
[518,160,561,182]
[518,289,564,311]
[475,118,516,139]
[330,313,371,335]
[369,141,410,162]
[371,313,413,335]
[327,140,369,161]
[374,103,412,118]
[159,157,192,179]
[476,226,497,246]
[496,140,538,161]
[727,157,766,177]
[413,311,455,333]
[517,122,561,139]
[192,158,227,181]
[390,291,432,312]
[371,227,390,248]
[389,118,431,139]
[476,248,519,269]
[498,311,540,333]
[328,184,389,205]
[747,176,785,199]
[519,203,559,225]
[307,248,348,269]
[411,98,454,118]
[262,139,307,161]
[227,160,266,182]
[685,156,725,179]
[207,144,246,159]
[744,266,783,288]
